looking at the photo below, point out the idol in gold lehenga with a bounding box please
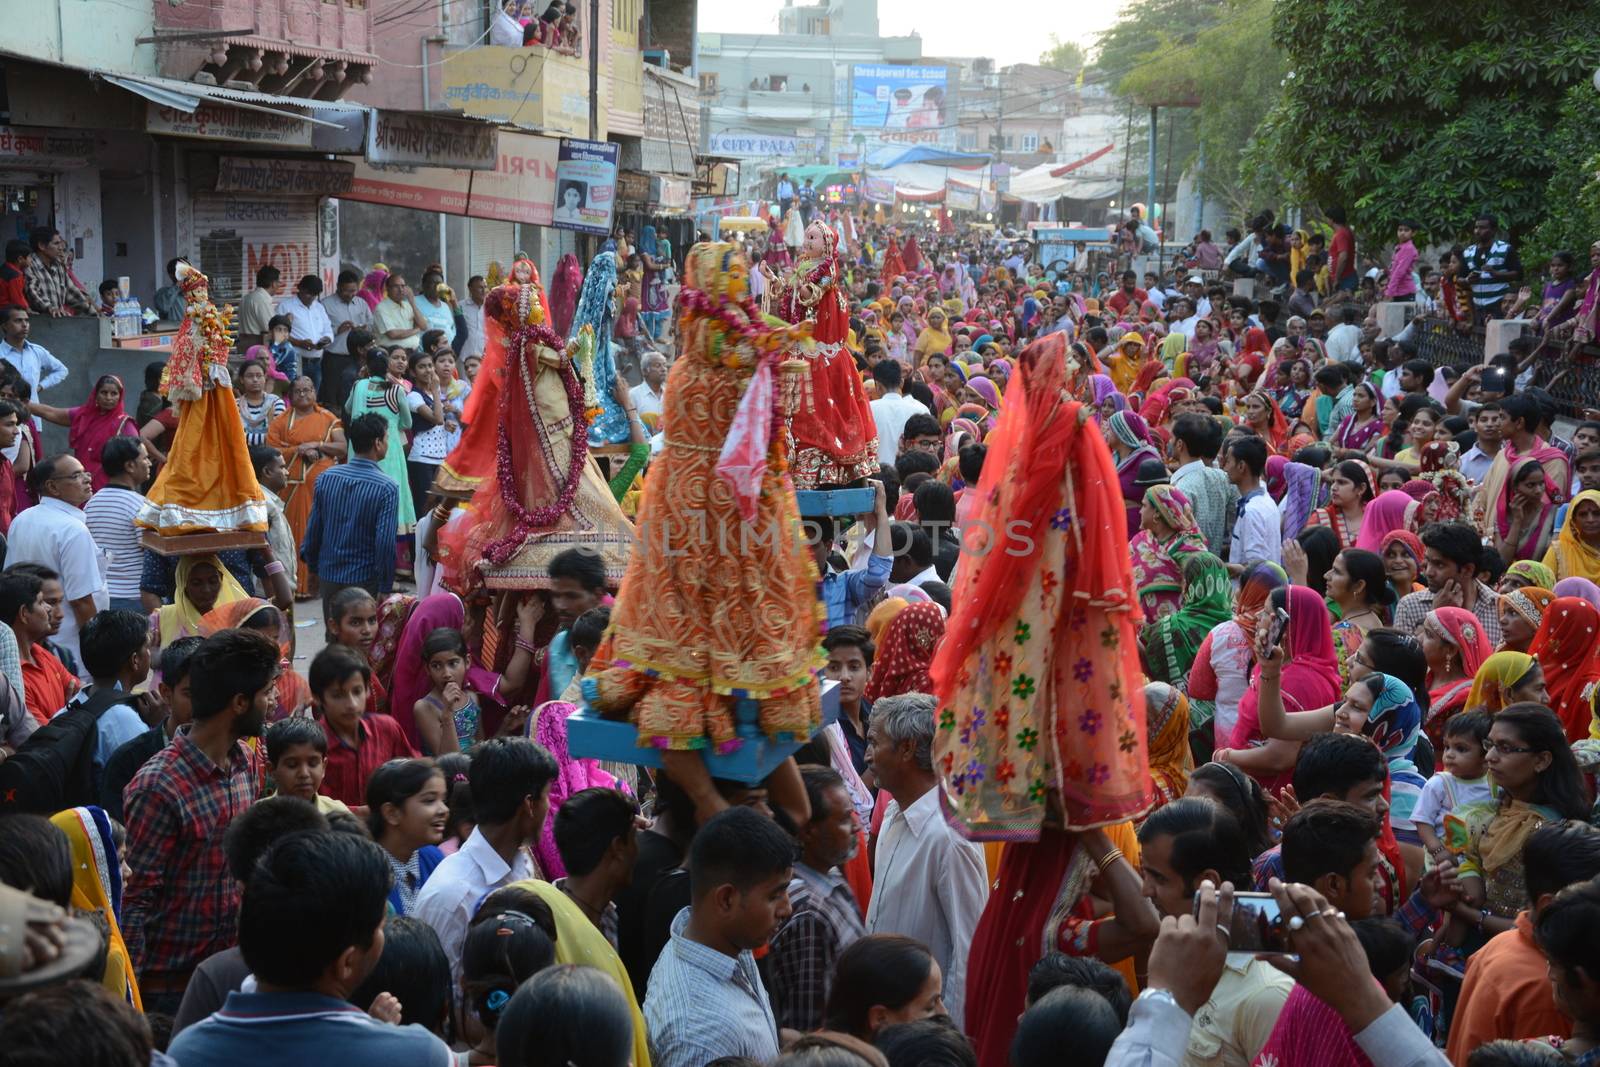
[136,263,268,536]
[583,243,824,753]
[437,263,633,592]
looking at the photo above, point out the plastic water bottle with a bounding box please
[114,296,143,339]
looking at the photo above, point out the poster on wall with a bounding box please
[850,65,949,130]
[551,138,619,235]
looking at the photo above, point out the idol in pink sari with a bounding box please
[530,699,625,878]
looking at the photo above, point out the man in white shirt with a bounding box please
[372,273,427,351]
[459,275,487,359]
[276,275,334,394]
[236,265,280,341]
[414,737,555,990]
[322,269,373,405]
[869,359,931,466]
[0,305,68,429]
[629,351,668,421]
[864,692,988,1025]
[1221,435,1281,572]
[7,454,110,681]
[1325,305,1364,364]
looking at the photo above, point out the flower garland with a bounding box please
[481,318,591,566]
[777,249,839,325]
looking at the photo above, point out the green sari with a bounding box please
[1140,552,1232,688]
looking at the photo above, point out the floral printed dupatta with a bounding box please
[931,332,1153,839]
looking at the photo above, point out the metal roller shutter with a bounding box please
[191,194,322,304]
[468,218,516,281]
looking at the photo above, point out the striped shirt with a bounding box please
[299,457,398,590]
[168,991,452,1066]
[1462,239,1521,309]
[645,906,781,1067]
[84,486,146,599]
[768,862,866,1031]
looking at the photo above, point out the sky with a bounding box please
[695,0,1124,68]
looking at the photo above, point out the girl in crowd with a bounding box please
[1325,549,1395,684]
[1420,606,1492,750]
[1496,586,1556,654]
[1306,459,1375,551]
[1381,530,1427,604]
[232,359,286,448]
[1492,458,1559,565]
[1542,488,1600,584]
[1465,651,1548,714]
[366,758,449,917]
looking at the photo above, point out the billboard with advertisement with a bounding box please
[850,65,949,130]
[552,138,619,235]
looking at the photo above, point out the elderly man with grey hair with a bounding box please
[629,350,669,421]
[862,691,988,1028]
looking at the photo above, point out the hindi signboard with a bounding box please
[366,111,499,170]
[146,102,313,147]
[551,138,619,235]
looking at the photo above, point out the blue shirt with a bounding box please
[300,457,398,590]
[168,990,451,1067]
[55,681,144,776]
[645,906,780,1067]
[820,553,891,628]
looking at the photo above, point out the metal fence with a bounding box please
[1412,316,1600,417]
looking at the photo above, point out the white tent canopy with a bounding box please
[1006,161,1121,205]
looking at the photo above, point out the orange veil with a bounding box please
[930,332,1152,838]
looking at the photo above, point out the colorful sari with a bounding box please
[1422,607,1492,750]
[930,331,1153,838]
[1362,673,1427,842]
[50,806,140,1009]
[532,699,623,878]
[1265,456,1320,541]
[154,553,249,650]
[1499,587,1556,651]
[863,603,945,701]
[1354,490,1419,553]
[1131,485,1208,623]
[266,402,341,596]
[1227,585,1343,792]
[1529,596,1600,742]
[1476,437,1572,541]
[1542,489,1600,585]
[1465,651,1538,713]
[1332,413,1384,454]
[1144,681,1193,814]
[69,375,138,490]
[1141,552,1233,689]
[1108,410,1161,536]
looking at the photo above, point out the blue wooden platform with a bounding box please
[567,679,840,783]
[794,487,876,517]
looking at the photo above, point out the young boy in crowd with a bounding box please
[308,645,415,812]
[1412,709,1492,868]
[1252,732,1390,897]
[822,625,873,775]
[265,313,297,382]
[325,587,384,714]
[265,716,351,816]
[0,239,29,307]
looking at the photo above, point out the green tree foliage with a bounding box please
[1115,0,1286,219]
[1244,0,1600,249]
[1039,36,1087,75]
[1526,82,1600,268]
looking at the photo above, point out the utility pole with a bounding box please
[1146,105,1157,226]
[587,0,601,260]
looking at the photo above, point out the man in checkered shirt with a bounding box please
[767,764,867,1030]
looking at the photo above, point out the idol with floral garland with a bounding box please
[436,264,633,592]
[760,219,879,488]
[136,262,269,536]
[584,241,822,821]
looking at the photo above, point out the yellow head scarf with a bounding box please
[50,807,141,1010]
[1465,651,1537,713]
[1543,489,1600,583]
[866,597,909,643]
[501,880,652,1067]
[157,554,248,647]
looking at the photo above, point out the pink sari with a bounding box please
[1254,984,1375,1067]
[531,699,623,878]
[1228,585,1342,792]
[1353,490,1419,553]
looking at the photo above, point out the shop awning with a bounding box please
[865,145,991,170]
[98,71,365,131]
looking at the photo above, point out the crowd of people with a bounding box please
[1,195,1600,1067]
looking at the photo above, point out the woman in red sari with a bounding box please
[928,332,1155,1066]
[863,603,944,700]
[1528,596,1600,741]
[1239,389,1290,454]
[31,374,137,490]
[1419,606,1491,749]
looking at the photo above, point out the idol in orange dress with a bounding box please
[136,263,268,536]
[761,219,878,489]
[436,265,633,592]
[583,242,824,752]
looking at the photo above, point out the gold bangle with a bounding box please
[1093,847,1124,872]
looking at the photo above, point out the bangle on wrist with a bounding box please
[1092,847,1124,873]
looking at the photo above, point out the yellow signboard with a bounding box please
[440,46,602,139]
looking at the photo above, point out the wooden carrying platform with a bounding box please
[140,529,267,556]
[567,679,841,784]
